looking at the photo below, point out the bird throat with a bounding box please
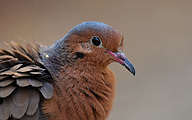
[42,60,116,120]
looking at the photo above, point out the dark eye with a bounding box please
[91,36,102,46]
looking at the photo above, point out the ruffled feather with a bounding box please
[0,42,53,120]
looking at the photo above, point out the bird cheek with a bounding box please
[80,42,92,53]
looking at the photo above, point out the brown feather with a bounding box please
[3,41,17,50]
[0,85,16,98]
[72,87,92,120]
[0,76,8,81]
[80,87,106,120]
[17,66,34,72]
[34,42,40,50]
[0,64,22,75]
[12,50,33,62]
[30,71,43,75]
[0,48,13,56]
[12,72,31,78]
[69,87,87,119]
[26,43,39,61]
[0,69,15,76]
[17,65,45,73]
[64,88,80,120]
[11,64,23,70]
[10,41,28,55]
[0,60,10,70]
[7,58,19,66]
[0,51,5,56]
[0,55,14,61]
[88,88,109,100]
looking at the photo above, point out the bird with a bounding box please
[0,21,135,120]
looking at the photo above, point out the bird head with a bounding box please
[49,21,135,76]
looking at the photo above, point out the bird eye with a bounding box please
[91,36,102,46]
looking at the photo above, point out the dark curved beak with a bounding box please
[106,51,135,76]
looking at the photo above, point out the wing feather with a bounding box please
[0,79,14,87]
[12,100,29,119]
[26,90,39,116]
[0,86,16,98]
[17,78,30,87]
[12,88,30,106]
[28,78,42,87]
[12,88,30,119]
[0,96,15,120]
[21,108,39,120]
[0,42,53,120]
[38,81,53,99]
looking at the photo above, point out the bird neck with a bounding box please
[42,59,116,120]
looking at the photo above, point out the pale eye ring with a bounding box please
[91,36,102,46]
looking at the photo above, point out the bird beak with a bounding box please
[106,50,135,76]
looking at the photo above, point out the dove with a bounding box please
[0,21,135,120]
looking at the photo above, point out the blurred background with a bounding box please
[0,0,192,120]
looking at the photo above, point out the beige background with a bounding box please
[1,0,192,120]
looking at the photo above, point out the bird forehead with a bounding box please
[72,21,109,34]
[67,21,122,51]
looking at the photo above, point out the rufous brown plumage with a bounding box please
[0,21,135,120]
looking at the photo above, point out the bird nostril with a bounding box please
[116,53,125,61]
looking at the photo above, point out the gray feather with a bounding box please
[0,85,16,98]
[12,88,30,119]
[28,78,42,87]
[0,96,15,120]
[12,88,30,106]
[0,79,14,87]
[38,81,53,99]
[26,90,40,116]
[12,99,29,119]
[17,78,30,87]
[21,108,39,120]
